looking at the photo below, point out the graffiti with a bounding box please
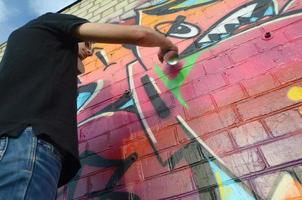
[288,86,302,102]
[181,1,276,56]
[141,75,170,118]
[57,0,302,199]
[77,80,103,112]
[66,151,139,199]
[155,15,201,39]
[143,0,217,15]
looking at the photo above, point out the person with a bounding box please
[0,12,178,199]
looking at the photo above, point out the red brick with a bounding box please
[265,109,302,136]
[157,106,185,130]
[256,46,291,69]
[186,107,237,136]
[152,126,178,151]
[79,115,113,141]
[283,20,302,41]
[108,125,138,148]
[122,137,154,158]
[192,74,226,97]
[212,84,246,107]
[85,134,109,155]
[253,28,289,52]
[218,108,238,127]
[89,170,112,194]
[260,133,302,166]
[141,154,170,178]
[230,121,269,147]
[229,41,258,63]
[111,112,138,129]
[237,84,300,120]
[184,95,215,119]
[144,168,194,200]
[203,53,233,74]
[287,38,302,58]
[181,82,198,102]
[278,42,302,64]
[101,147,127,161]
[223,148,265,177]
[242,73,279,96]
[203,131,234,155]
[226,57,274,84]
[271,61,302,84]
[119,161,144,185]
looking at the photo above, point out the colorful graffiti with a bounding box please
[57,0,302,199]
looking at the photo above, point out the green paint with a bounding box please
[154,51,202,108]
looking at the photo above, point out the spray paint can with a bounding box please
[164,50,179,66]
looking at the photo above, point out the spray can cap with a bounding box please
[164,50,179,66]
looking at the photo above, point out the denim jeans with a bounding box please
[0,127,62,200]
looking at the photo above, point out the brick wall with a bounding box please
[1,0,302,199]
[67,0,302,199]
[61,0,139,23]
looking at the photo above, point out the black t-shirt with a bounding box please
[0,12,89,187]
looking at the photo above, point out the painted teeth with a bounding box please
[197,3,258,45]
[180,1,277,57]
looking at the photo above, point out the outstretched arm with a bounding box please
[73,23,178,62]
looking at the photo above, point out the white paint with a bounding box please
[77,112,114,127]
[282,0,296,13]
[198,3,257,41]
[270,172,300,200]
[176,115,226,165]
[128,62,158,143]
[149,76,162,94]
[170,23,200,38]
[198,35,211,43]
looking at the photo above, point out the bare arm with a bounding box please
[73,23,178,62]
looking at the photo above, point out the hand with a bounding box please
[158,40,178,63]
[78,42,93,60]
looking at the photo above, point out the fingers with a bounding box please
[78,48,92,60]
[158,52,164,63]
[158,41,178,63]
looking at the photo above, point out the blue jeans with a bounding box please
[0,127,62,199]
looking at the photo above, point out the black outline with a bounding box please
[143,0,218,15]
[155,15,201,39]
[141,75,170,118]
